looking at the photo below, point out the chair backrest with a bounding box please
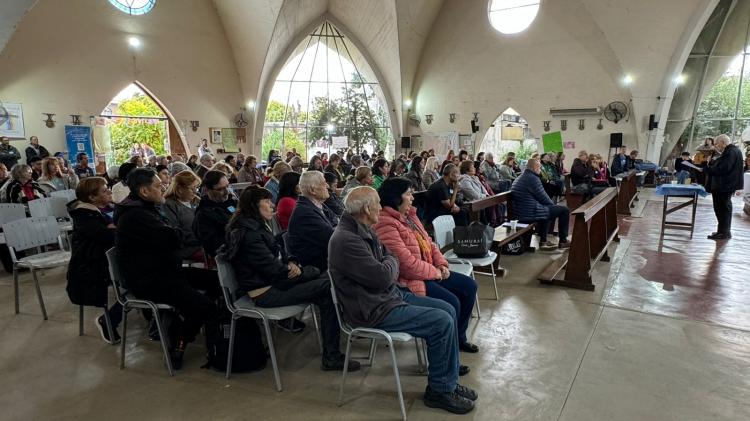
[105,248,126,304]
[327,272,353,335]
[215,254,240,313]
[0,203,27,226]
[270,213,281,236]
[2,216,61,254]
[50,189,77,202]
[431,215,456,249]
[28,197,69,219]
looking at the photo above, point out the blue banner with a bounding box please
[65,125,94,168]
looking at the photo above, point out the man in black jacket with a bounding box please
[704,134,744,240]
[194,170,237,257]
[288,171,338,271]
[115,168,218,369]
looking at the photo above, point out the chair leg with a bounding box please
[13,266,19,315]
[153,309,174,376]
[338,335,354,406]
[310,305,322,354]
[31,268,47,320]
[262,318,282,392]
[490,263,499,300]
[415,338,424,373]
[366,338,378,366]
[474,293,481,319]
[102,307,115,345]
[79,306,84,336]
[226,316,237,380]
[387,337,407,421]
[120,308,128,369]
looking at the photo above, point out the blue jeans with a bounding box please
[676,170,689,184]
[523,205,570,243]
[375,289,459,393]
[425,271,477,344]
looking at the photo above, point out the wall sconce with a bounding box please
[190,120,200,132]
[578,119,585,130]
[560,119,567,131]
[43,113,56,128]
[70,115,82,125]
[543,121,550,131]
[425,114,433,124]
[472,112,479,122]
[449,113,456,123]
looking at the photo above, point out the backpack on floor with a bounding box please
[203,311,267,373]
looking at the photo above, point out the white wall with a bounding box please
[0,0,243,161]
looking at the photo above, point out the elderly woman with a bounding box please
[162,170,203,262]
[66,177,122,344]
[5,164,46,203]
[221,186,358,372]
[457,160,489,202]
[341,166,373,200]
[405,156,426,191]
[211,161,237,183]
[373,177,479,353]
[265,161,291,203]
[38,156,79,194]
[237,155,264,185]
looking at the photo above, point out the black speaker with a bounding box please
[471,120,479,133]
[648,114,658,130]
[610,133,623,148]
[400,136,411,149]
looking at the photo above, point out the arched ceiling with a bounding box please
[0,0,37,54]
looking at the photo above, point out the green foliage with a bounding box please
[262,128,307,162]
[109,94,167,165]
[514,140,538,160]
[265,100,287,123]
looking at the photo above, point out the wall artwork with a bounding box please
[563,141,576,149]
[542,131,563,153]
[0,102,26,138]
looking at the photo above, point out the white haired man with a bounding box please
[287,170,338,271]
[704,134,744,239]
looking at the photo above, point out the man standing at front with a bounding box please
[704,134,744,240]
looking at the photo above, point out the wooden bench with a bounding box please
[563,174,584,210]
[615,170,638,215]
[537,187,619,290]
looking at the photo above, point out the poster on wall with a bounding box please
[563,141,576,149]
[221,128,240,153]
[0,102,25,139]
[542,131,563,153]
[65,125,94,168]
[421,131,459,160]
[332,136,348,149]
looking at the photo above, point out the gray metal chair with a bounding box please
[3,216,70,320]
[329,272,425,421]
[215,255,320,391]
[49,189,77,203]
[0,203,27,245]
[105,248,176,376]
[28,196,69,219]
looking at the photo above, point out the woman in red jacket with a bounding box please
[373,177,479,353]
[275,171,300,230]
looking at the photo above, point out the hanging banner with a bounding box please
[221,128,240,153]
[65,125,94,168]
[332,136,348,149]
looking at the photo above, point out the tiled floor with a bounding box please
[0,188,748,420]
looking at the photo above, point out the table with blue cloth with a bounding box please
[655,184,708,238]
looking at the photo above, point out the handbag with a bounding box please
[453,222,494,258]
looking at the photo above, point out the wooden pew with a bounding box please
[537,187,619,290]
[615,170,638,215]
[563,174,585,210]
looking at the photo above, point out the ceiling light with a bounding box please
[247,100,256,110]
[404,99,412,108]
[622,74,633,85]
[326,124,334,132]
[128,37,141,48]
[674,74,686,85]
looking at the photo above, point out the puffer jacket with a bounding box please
[510,169,554,221]
[373,206,448,296]
[66,201,115,306]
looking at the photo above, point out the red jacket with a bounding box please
[276,197,296,230]
[373,206,448,296]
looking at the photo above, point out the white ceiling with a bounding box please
[0,0,37,54]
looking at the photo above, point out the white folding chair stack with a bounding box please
[49,189,77,203]
[0,203,27,245]
[3,216,70,320]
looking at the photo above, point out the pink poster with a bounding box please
[563,141,576,149]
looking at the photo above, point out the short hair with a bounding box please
[299,170,323,196]
[272,161,291,179]
[329,153,341,163]
[442,163,456,177]
[202,170,227,190]
[225,155,235,163]
[350,155,362,167]
[170,162,191,176]
[681,151,691,157]
[277,171,301,202]
[355,166,372,182]
[107,165,120,179]
[165,170,201,200]
[715,134,730,145]
[323,171,338,184]
[76,152,88,162]
[378,177,411,209]
[344,186,379,214]
[484,152,493,160]
[155,164,168,174]
[126,167,158,192]
[288,156,303,169]
[578,150,588,158]
[75,177,107,203]
[459,160,474,174]
[526,158,540,169]
[199,154,214,165]
[118,163,137,181]
[10,164,31,180]
[210,162,233,176]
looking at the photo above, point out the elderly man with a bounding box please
[329,187,477,414]
[196,153,215,179]
[480,152,504,192]
[511,158,570,250]
[610,146,628,177]
[704,134,744,240]
[288,171,338,271]
[341,166,373,200]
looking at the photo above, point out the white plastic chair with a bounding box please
[28,196,69,219]
[3,216,70,320]
[432,215,500,300]
[50,189,77,203]
[105,248,177,376]
[329,272,426,421]
[0,203,27,245]
[215,255,320,391]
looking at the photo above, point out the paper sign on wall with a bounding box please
[332,136,348,149]
[542,131,563,153]
[563,141,576,149]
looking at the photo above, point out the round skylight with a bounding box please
[108,0,156,16]
[488,0,540,35]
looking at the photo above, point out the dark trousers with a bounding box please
[254,276,341,359]
[530,205,570,242]
[712,191,733,235]
[425,271,477,344]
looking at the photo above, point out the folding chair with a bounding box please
[105,248,176,376]
[49,189,77,203]
[215,255,321,391]
[28,196,69,219]
[3,216,70,320]
[0,203,27,245]
[329,272,425,421]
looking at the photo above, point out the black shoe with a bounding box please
[558,240,571,249]
[321,354,361,372]
[455,384,478,401]
[277,317,306,333]
[147,318,160,341]
[423,385,475,414]
[459,365,470,376]
[169,342,186,371]
[94,315,121,344]
[459,342,479,353]
[707,233,731,240]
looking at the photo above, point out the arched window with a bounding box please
[479,108,537,159]
[488,0,540,35]
[262,21,393,161]
[107,0,156,16]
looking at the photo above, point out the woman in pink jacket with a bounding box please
[373,178,479,353]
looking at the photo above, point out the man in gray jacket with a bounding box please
[328,186,478,415]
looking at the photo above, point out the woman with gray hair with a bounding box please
[5,164,46,203]
[169,161,191,176]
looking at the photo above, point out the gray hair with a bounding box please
[344,186,379,214]
[10,164,31,181]
[199,154,214,165]
[170,162,191,176]
[526,158,540,168]
[299,170,324,196]
[484,152,493,161]
[715,134,731,146]
[107,165,120,179]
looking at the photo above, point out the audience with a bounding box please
[29,156,43,180]
[510,159,570,250]
[323,172,345,217]
[5,164,46,203]
[539,153,563,199]
[674,151,693,184]
[288,156,304,173]
[287,171,338,271]
[276,171,301,231]
[308,155,324,172]
[498,156,517,182]
[25,136,50,165]
[111,163,136,204]
[341,166,373,200]
[155,164,171,188]
[405,156,426,191]
[423,156,440,188]
[425,164,469,226]
[388,159,407,178]
[457,160,489,202]
[371,158,390,189]
[162,170,203,261]
[38,157,78,194]
[186,154,199,171]
[211,161,237,183]
[196,154,215,179]
[66,177,122,344]
[237,155,265,185]
[0,136,22,169]
[74,153,95,179]
[324,154,346,182]
[328,186,477,414]
[265,161,291,203]
[220,186,358,372]
[479,153,503,192]
[194,170,237,258]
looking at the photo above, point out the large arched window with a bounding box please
[262,21,393,161]
[107,0,156,15]
[488,0,540,35]
[479,107,537,159]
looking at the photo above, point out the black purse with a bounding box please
[453,222,494,258]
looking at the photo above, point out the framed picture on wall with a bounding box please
[210,128,222,144]
[0,102,26,139]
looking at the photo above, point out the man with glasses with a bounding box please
[194,170,237,258]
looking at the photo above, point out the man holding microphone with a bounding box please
[704,134,744,240]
